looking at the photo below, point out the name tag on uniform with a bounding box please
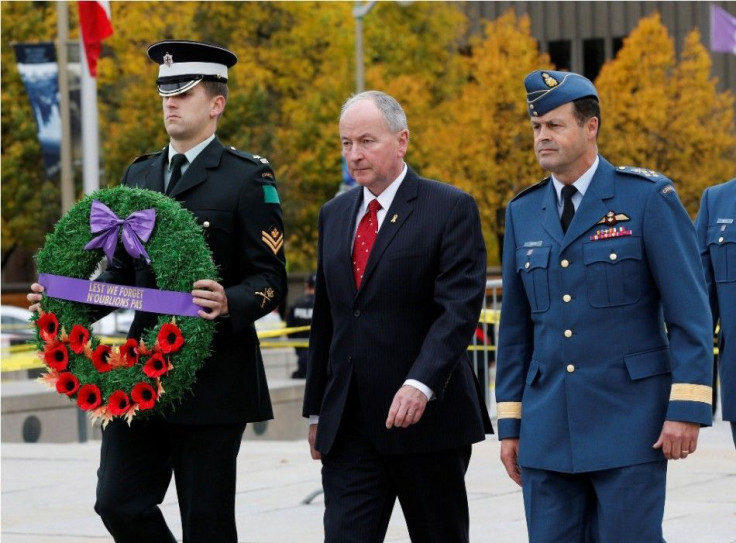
[523,241,543,247]
[716,218,733,224]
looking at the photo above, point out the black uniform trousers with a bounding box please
[95,418,246,543]
[321,381,472,543]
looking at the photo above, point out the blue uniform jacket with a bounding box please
[695,178,736,422]
[496,156,713,473]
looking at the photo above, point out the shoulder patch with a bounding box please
[511,177,550,203]
[225,146,270,165]
[615,165,665,181]
[130,150,162,165]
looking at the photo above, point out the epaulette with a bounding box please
[615,165,667,182]
[225,145,270,166]
[130,150,163,165]
[510,177,550,203]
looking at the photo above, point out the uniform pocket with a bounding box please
[707,225,736,283]
[583,236,642,308]
[516,246,551,313]
[624,347,671,381]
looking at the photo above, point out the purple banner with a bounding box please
[711,4,736,54]
[39,273,201,318]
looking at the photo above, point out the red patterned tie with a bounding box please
[352,199,382,287]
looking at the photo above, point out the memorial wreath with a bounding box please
[34,186,217,425]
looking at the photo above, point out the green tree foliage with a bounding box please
[0,2,61,266]
[596,13,736,215]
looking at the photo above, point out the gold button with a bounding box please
[564,329,573,338]
[609,253,617,261]
[525,262,530,269]
[561,259,569,268]
[719,236,724,243]
[566,364,575,373]
[563,294,572,303]
[203,221,211,228]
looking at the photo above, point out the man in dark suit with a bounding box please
[495,70,713,541]
[29,40,286,542]
[695,178,736,447]
[303,90,493,542]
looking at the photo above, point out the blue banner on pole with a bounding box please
[13,42,62,178]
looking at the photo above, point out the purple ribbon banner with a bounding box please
[39,273,201,318]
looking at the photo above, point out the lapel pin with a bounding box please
[390,214,398,223]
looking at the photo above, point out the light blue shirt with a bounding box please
[551,155,599,216]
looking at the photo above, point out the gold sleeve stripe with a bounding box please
[669,383,713,405]
[497,402,522,419]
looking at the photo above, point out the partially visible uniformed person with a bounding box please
[30,40,287,543]
[695,178,736,448]
[495,69,713,542]
[285,273,315,378]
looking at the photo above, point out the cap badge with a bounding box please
[542,72,559,88]
[163,53,173,67]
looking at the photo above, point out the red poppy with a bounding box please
[157,323,184,354]
[131,382,158,410]
[76,384,102,411]
[38,312,59,342]
[68,325,90,354]
[119,339,139,367]
[91,344,114,373]
[107,390,131,416]
[43,342,69,371]
[143,352,168,378]
[55,372,80,396]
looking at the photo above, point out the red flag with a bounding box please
[78,1,113,77]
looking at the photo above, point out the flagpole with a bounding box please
[79,35,100,195]
[56,1,74,212]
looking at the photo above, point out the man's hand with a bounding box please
[500,438,522,486]
[308,423,321,460]
[653,420,700,460]
[191,279,228,320]
[386,384,428,429]
[27,283,45,312]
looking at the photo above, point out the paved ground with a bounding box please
[2,419,734,542]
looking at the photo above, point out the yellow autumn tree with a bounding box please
[596,12,736,215]
[420,10,551,264]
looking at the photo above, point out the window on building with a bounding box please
[612,37,625,59]
[583,38,605,80]
[548,40,571,71]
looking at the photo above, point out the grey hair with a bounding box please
[340,90,408,133]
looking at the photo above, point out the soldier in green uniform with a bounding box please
[31,39,287,543]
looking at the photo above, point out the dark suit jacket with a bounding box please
[303,167,493,455]
[99,138,287,425]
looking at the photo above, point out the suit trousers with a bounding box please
[321,384,472,543]
[521,461,667,543]
[95,418,246,543]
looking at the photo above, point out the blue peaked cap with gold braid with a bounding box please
[524,70,598,117]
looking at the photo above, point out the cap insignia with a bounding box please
[542,72,559,88]
[163,53,173,67]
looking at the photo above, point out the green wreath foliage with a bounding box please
[34,186,218,422]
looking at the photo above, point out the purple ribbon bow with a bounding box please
[84,200,156,264]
